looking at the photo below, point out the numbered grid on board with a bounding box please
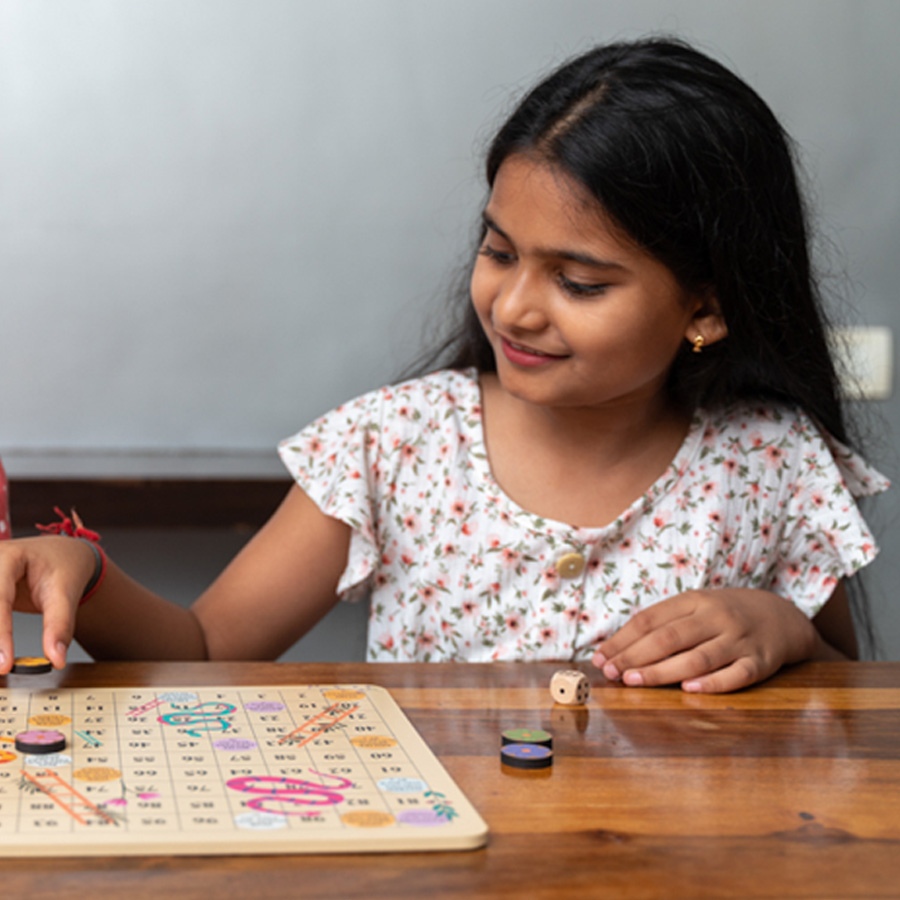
[0,685,478,846]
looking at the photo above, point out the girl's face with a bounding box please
[471,155,721,417]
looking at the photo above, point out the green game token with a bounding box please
[501,728,553,749]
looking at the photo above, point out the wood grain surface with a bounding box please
[1,660,898,899]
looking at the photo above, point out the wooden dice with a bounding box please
[550,669,590,706]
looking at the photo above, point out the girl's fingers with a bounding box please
[597,607,717,681]
[593,589,806,691]
[612,636,736,688]
[594,595,697,662]
[603,634,772,694]
[40,587,75,669]
[42,632,70,670]
[681,656,765,694]
[28,564,84,670]
[0,547,27,673]
[0,537,92,671]
[0,602,13,674]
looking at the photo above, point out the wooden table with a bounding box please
[1,660,899,899]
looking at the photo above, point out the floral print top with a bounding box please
[278,368,887,662]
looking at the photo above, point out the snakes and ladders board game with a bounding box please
[0,683,488,856]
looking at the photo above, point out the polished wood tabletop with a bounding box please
[1,660,899,899]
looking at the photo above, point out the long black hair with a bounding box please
[423,37,851,445]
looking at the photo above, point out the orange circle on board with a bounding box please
[28,715,71,728]
[322,689,366,702]
[341,810,395,828]
[73,766,122,782]
[350,735,398,749]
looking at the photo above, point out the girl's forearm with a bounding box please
[809,629,851,662]
[73,560,208,661]
[810,582,858,660]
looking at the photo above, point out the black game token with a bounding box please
[15,729,67,755]
[11,657,53,675]
[500,742,553,770]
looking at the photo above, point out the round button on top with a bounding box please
[555,552,586,579]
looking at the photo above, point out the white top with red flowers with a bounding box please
[278,368,888,662]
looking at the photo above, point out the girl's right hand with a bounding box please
[0,536,97,673]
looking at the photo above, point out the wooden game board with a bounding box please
[0,683,488,856]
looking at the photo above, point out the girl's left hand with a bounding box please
[591,589,819,693]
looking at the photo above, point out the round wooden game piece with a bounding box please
[501,728,553,749]
[500,742,553,770]
[15,729,67,755]
[11,656,53,675]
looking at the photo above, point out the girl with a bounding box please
[0,38,887,692]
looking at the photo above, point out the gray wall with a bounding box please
[4,0,900,660]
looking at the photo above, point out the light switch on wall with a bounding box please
[830,326,893,400]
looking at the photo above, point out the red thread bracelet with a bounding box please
[35,507,107,605]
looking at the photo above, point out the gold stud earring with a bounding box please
[692,334,705,354]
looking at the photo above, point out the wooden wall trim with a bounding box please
[9,478,291,532]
